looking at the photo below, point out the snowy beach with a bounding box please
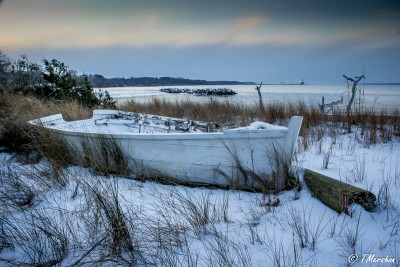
[1,116,399,266]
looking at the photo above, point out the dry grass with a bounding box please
[0,91,398,184]
[119,98,400,145]
[2,91,398,160]
[119,98,257,127]
[79,135,132,176]
[0,90,90,156]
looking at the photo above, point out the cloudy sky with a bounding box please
[1,0,399,84]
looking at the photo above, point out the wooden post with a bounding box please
[321,96,325,110]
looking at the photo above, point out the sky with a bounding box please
[0,0,399,84]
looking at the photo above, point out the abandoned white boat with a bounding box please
[29,110,302,189]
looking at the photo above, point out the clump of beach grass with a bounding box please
[0,90,91,156]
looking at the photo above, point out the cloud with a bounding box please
[234,16,266,28]
[1,0,399,53]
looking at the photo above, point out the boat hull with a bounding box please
[30,110,303,189]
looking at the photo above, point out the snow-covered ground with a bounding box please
[0,126,399,266]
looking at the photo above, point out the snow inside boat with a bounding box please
[29,110,303,188]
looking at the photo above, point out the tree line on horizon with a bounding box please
[88,74,255,88]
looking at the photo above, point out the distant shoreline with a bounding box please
[89,75,400,88]
[89,75,256,88]
[362,83,400,85]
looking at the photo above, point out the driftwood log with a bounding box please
[304,169,376,214]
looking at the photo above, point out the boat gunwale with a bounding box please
[35,126,288,140]
[29,111,290,140]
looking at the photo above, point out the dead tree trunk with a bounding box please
[255,82,263,110]
[343,74,365,112]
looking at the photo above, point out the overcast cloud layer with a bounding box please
[1,0,399,83]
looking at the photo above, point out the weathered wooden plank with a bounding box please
[304,169,376,214]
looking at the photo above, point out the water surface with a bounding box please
[99,84,400,111]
